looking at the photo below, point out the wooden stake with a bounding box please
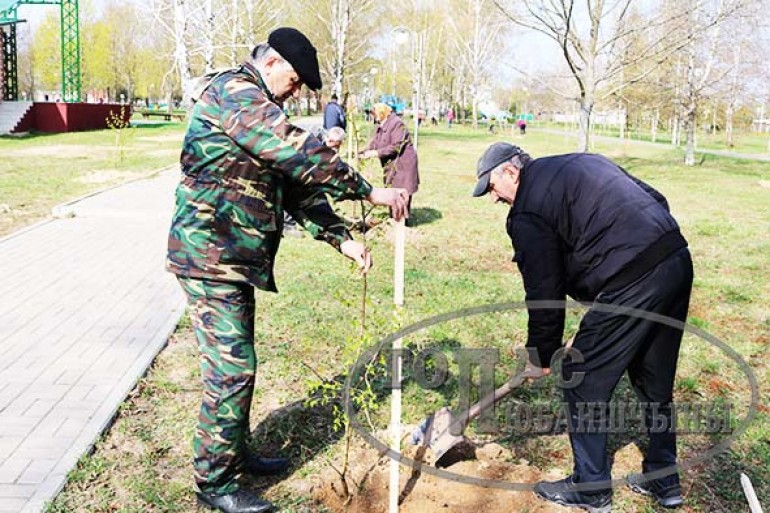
[389,218,406,513]
[394,218,406,307]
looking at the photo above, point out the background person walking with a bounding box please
[323,93,346,131]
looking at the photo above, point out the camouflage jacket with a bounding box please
[167,62,372,292]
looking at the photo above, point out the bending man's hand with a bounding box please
[523,358,551,383]
[341,240,372,274]
[367,187,409,221]
[360,150,378,159]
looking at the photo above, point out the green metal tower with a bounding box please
[60,0,79,101]
[1,6,20,100]
[0,0,80,102]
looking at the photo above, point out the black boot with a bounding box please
[534,476,612,513]
[240,451,290,476]
[627,473,683,508]
[196,489,274,513]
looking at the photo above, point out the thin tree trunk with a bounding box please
[725,104,734,148]
[330,0,349,96]
[577,97,592,153]
[245,0,255,48]
[203,0,214,73]
[684,103,697,166]
[174,0,192,104]
[619,102,625,140]
[229,0,238,66]
[683,42,697,166]
[672,114,680,146]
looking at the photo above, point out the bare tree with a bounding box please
[201,0,216,73]
[15,25,36,100]
[450,0,504,129]
[676,0,752,165]
[223,0,277,67]
[298,0,378,96]
[494,0,745,153]
[147,0,197,107]
[704,2,763,150]
[421,23,448,118]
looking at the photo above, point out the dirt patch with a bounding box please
[146,148,181,158]
[4,144,110,159]
[137,134,185,143]
[303,435,575,513]
[758,180,770,189]
[77,169,136,184]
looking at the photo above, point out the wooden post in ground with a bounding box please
[389,219,406,513]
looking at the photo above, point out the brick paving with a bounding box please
[0,169,186,512]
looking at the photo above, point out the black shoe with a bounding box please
[196,489,274,513]
[534,476,612,513]
[627,473,683,508]
[240,452,290,476]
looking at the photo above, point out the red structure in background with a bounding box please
[14,102,132,133]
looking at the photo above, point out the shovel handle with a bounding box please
[453,372,529,430]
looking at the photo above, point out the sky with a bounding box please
[15,0,107,29]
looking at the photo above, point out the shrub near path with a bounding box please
[48,124,769,512]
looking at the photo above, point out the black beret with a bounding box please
[268,27,323,91]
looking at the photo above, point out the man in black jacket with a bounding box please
[473,143,692,512]
[323,93,346,131]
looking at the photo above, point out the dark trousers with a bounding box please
[563,247,693,491]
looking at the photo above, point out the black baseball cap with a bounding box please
[268,27,323,91]
[472,142,524,197]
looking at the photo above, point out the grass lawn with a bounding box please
[535,120,770,156]
[42,122,770,512]
[0,121,187,237]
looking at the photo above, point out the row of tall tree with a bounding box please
[15,0,770,163]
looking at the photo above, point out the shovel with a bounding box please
[411,366,542,466]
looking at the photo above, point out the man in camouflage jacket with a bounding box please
[167,28,408,513]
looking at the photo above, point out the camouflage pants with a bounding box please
[177,276,256,495]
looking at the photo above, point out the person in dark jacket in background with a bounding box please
[473,143,692,513]
[323,93,346,130]
[360,102,420,224]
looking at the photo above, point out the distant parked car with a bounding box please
[378,95,406,114]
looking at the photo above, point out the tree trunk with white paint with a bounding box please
[173,0,192,106]
[202,0,215,73]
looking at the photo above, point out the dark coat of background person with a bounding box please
[365,112,419,194]
[323,99,346,130]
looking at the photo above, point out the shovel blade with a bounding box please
[424,407,467,465]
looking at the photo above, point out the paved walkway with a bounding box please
[0,169,186,512]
